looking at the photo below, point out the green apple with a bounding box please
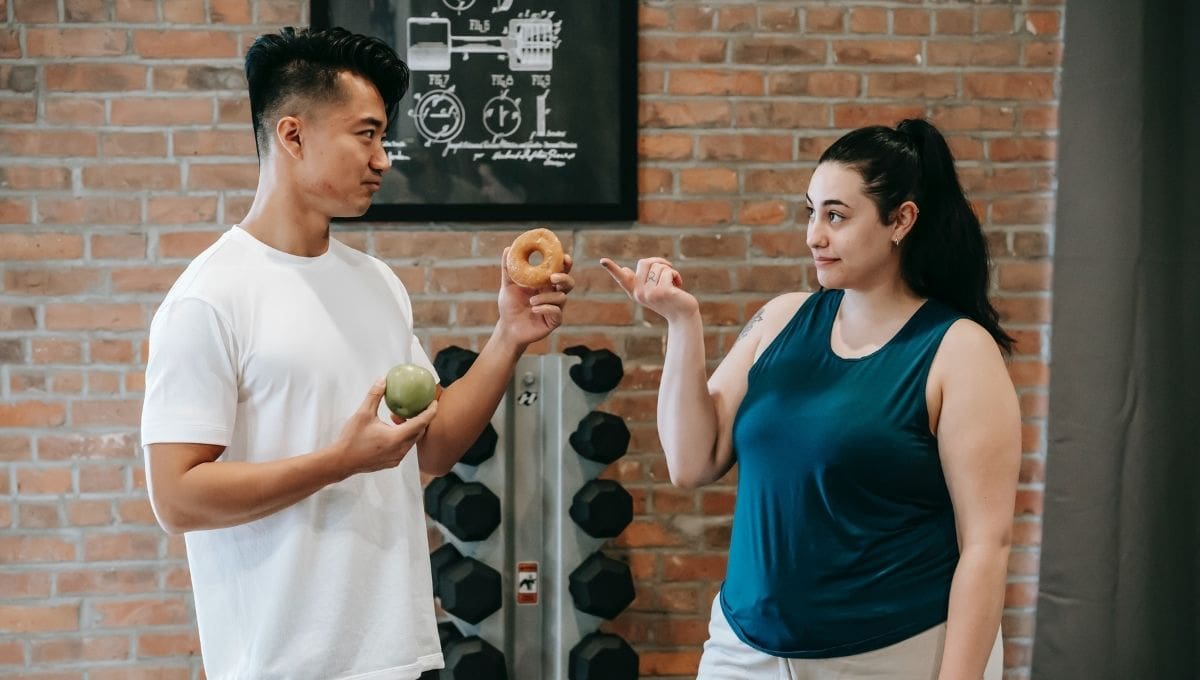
[384,363,437,418]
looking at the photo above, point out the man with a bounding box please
[141,27,574,679]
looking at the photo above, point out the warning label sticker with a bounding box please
[516,561,539,605]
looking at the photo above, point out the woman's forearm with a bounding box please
[657,311,722,488]
[938,543,1010,679]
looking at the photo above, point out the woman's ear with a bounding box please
[891,200,919,244]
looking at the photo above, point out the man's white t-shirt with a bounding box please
[141,226,442,680]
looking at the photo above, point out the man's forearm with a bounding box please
[416,329,525,475]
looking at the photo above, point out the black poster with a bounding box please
[311,0,637,222]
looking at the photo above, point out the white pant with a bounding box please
[697,597,1003,680]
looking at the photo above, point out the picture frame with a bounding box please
[310,0,638,222]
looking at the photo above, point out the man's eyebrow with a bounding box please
[356,115,386,129]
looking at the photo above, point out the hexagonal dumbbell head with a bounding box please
[569,479,633,539]
[568,551,635,620]
[438,620,464,648]
[429,543,463,598]
[424,472,501,542]
[459,422,498,466]
[443,635,508,680]
[434,345,479,387]
[568,632,639,680]
[438,557,502,624]
[564,345,623,393]
[569,411,630,465]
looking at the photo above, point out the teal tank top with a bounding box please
[720,288,964,657]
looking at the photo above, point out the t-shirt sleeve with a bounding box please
[141,296,239,448]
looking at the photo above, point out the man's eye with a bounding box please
[361,130,375,139]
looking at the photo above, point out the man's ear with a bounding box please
[275,115,303,160]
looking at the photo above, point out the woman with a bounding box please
[601,119,1019,679]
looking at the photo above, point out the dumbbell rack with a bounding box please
[425,348,637,680]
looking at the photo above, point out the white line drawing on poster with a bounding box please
[492,0,514,13]
[382,140,411,162]
[441,0,475,13]
[406,15,560,72]
[411,88,466,144]
[483,90,522,139]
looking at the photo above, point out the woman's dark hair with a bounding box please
[819,119,1014,355]
[244,27,410,156]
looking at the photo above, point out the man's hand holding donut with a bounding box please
[496,236,574,349]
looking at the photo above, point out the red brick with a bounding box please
[936,9,973,35]
[639,200,732,227]
[134,29,238,58]
[13,0,58,21]
[157,230,222,258]
[0,537,75,563]
[0,166,71,192]
[137,631,201,657]
[0,198,31,224]
[44,305,144,331]
[732,38,824,64]
[32,339,83,364]
[833,104,925,129]
[44,97,106,124]
[38,198,140,225]
[773,71,860,98]
[173,129,257,157]
[161,0,204,22]
[0,130,98,157]
[638,134,692,161]
[834,40,922,65]
[64,0,109,21]
[68,500,115,526]
[0,605,79,633]
[82,164,180,191]
[30,636,130,664]
[111,98,212,125]
[114,0,157,21]
[672,5,715,32]
[929,41,1021,67]
[188,162,257,190]
[638,168,672,194]
[26,28,127,56]
[735,101,829,129]
[640,37,726,63]
[744,168,811,195]
[4,269,103,296]
[92,233,147,259]
[894,9,932,35]
[100,132,168,157]
[849,7,887,34]
[84,532,159,561]
[640,100,732,128]
[738,201,789,226]
[152,64,245,92]
[91,598,190,627]
[111,267,185,293]
[668,69,763,96]
[44,63,146,92]
[759,7,798,32]
[717,6,755,32]
[71,399,142,427]
[965,74,1055,100]
[679,168,738,194]
[805,7,845,33]
[979,8,1016,33]
[868,72,958,99]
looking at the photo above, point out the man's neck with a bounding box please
[238,173,332,257]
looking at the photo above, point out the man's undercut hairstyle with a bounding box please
[244,26,410,156]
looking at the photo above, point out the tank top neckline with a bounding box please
[824,289,933,363]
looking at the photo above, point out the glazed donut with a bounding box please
[506,228,564,288]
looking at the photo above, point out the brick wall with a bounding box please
[0,0,1057,677]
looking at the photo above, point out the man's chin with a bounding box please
[331,201,373,219]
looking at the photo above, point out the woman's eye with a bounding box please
[828,212,844,223]
[804,206,815,220]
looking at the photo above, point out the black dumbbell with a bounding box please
[442,635,508,680]
[564,345,623,393]
[417,621,468,676]
[569,479,633,539]
[434,346,479,387]
[429,543,463,596]
[569,411,630,465]
[568,632,639,680]
[460,422,498,466]
[425,472,501,541]
[438,556,503,624]
[568,551,635,620]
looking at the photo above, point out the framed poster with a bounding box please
[311,0,638,222]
